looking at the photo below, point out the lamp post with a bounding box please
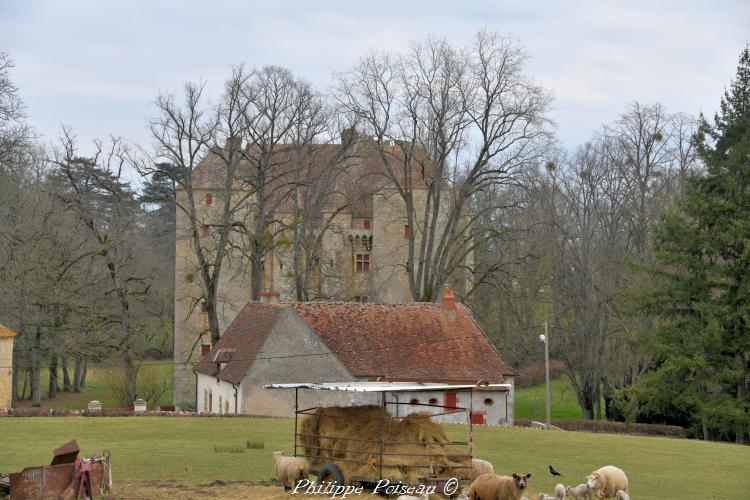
[539,321,551,429]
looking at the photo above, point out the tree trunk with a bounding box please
[73,359,83,392]
[62,357,71,392]
[737,353,747,445]
[20,368,29,400]
[80,360,88,389]
[123,352,138,405]
[11,339,19,407]
[31,327,42,407]
[48,355,59,399]
[702,414,711,441]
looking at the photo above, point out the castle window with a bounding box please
[205,193,212,206]
[363,219,371,230]
[354,295,369,303]
[201,301,208,313]
[185,273,194,283]
[202,224,209,237]
[356,254,370,273]
[404,224,411,237]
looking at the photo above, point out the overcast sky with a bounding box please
[2,0,748,157]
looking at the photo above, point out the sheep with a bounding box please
[396,494,429,500]
[586,466,628,499]
[614,491,629,500]
[469,472,531,500]
[554,483,566,500]
[272,451,309,491]
[471,458,495,479]
[537,494,556,500]
[565,483,592,500]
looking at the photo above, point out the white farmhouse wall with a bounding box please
[385,388,512,425]
[196,373,243,414]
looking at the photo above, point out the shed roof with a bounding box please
[0,323,17,338]
[265,381,511,392]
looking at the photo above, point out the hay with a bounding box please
[300,406,471,484]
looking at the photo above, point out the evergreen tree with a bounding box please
[626,47,750,442]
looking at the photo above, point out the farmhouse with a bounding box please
[194,289,516,425]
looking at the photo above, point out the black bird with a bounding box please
[548,465,562,476]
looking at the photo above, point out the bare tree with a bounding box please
[336,31,553,301]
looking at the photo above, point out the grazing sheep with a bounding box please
[469,472,531,500]
[554,483,566,499]
[565,483,592,500]
[396,494,429,500]
[272,451,309,491]
[586,466,628,499]
[537,494,556,500]
[614,491,629,500]
[471,458,495,479]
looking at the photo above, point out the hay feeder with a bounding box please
[265,381,511,496]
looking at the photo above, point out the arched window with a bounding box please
[484,398,494,406]
[410,398,419,405]
[225,400,230,414]
[218,396,223,414]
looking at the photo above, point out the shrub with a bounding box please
[515,418,685,438]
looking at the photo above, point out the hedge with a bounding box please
[515,418,685,438]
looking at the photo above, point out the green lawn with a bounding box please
[515,376,597,420]
[0,417,747,499]
[14,362,173,410]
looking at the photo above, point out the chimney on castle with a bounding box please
[260,290,280,304]
[442,286,456,310]
[340,127,358,147]
[224,136,242,155]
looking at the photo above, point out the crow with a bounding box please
[548,465,562,476]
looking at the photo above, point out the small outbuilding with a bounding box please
[194,289,516,424]
[0,323,16,410]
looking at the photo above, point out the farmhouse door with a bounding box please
[445,391,458,409]
[471,412,486,425]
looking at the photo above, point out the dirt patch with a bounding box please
[117,480,382,499]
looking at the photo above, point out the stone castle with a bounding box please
[173,130,470,405]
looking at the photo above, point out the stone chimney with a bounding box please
[442,287,456,310]
[224,136,242,154]
[260,290,280,304]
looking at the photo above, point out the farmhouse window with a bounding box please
[202,224,209,237]
[409,398,419,405]
[218,396,223,414]
[205,193,212,206]
[428,398,438,405]
[203,390,208,412]
[363,219,371,230]
[356,254,370,273]
[484,398,494,406]
[403,224,411,237]
[208,389,213,413]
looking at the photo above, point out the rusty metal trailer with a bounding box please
[265,381,511,496]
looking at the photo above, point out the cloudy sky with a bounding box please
[2,0,748,155]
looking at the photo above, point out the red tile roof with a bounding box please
[290,302,514,382]
[194,303,284,383]
[196,301,514,384]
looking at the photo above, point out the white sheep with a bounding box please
[471,458,495,479]
[614,490,629,500]
[566,483,592,500]
[586,466,628,499]
[272,451,309,491]
[395,494,429,500]
[538,494,556,500]
[554,483,566,499]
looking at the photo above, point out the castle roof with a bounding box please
[195,300,515,384]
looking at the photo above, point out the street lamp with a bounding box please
[539,321,551,429]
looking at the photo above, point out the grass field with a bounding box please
[14,362,173,410]
[514,376,592,420]
[0,417,747,499]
